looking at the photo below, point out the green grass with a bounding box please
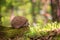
[25,22,60,38]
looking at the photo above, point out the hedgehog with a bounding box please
[11,16,29,29]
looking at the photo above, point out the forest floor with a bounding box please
[0,25,60,40]
[1,28,59,40]
[30,29,60,40]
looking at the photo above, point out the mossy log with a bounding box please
[0,26,29,39]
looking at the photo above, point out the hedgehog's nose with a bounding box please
[23,22,29,27]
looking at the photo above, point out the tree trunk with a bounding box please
[0,6,2,26]
[51,0,60,22]
[31,0,37,23]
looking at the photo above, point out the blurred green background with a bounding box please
[0,0,60,40]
